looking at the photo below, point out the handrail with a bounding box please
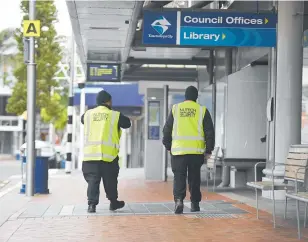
[254,162,266,182]
[295,167,308,193]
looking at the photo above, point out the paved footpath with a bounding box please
[0,168,307,242]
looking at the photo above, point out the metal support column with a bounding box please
[72,106,77,170]
[49,87,55,146]
[273,1,303,173]
[122,129,128,169]
[78,83,86,170]
[218,48,232,188]
[162,85,169,181]
[208,50,214,85]
[263,1,277,177]
[209,50,216,126]
[26,0,37,197]
[65,34,75,173]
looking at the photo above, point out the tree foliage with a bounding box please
[6,0,68,130]
[0,28,18,87]
[0,28,15,50]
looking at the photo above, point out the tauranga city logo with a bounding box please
[149,16,173,39]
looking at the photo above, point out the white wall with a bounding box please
[216,65,268,159]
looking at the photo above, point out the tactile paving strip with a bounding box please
[11,200,248,219]
[194,214,236,219]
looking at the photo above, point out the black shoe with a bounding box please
[87,204,96,213]
[174,199,184,214]
[191,202,200,212]
[109,200,125,211]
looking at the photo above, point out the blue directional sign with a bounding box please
[142,10,277,47]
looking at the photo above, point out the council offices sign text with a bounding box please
[142,10,277,47]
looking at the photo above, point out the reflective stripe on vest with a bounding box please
[83,107,121,162]
[171,102,206,155]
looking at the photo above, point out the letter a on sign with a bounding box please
[23,20,41,37]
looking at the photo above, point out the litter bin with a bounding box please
[20,141,50,194]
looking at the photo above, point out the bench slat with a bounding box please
[289,147,308,153]
[285,158,308,167]
[285,165,305,174]
[285,170,305,181]
[287,153,308,160]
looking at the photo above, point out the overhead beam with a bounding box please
[190,1,213,9]
[127,57,208,65]
[144,1,172,9]
[127,67,198,74]
[123,77,196,82]
[123,67,198,82]
[251,60,268,66]
[125,64,142,74]
[125,57,269,67]
[123,75,197,82]
[139,1,172,18]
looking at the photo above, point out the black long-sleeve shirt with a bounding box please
[162,105,215,154]
[80,104,131,129]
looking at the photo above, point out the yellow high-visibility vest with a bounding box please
[83,106,122,162]
[171,101,206,155]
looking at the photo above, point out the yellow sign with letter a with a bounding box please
[23,20,41,37]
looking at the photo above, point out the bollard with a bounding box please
[20,156,27,194]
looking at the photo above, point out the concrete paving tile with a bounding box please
[144,203,171,213]
[43,205,63,217]
[59,205,74,216]
[19,204,50,218]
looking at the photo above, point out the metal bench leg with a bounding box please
[256,188,259,219]
[272,188,276,228]
[213,170,216,192]
[284,196,288,219]
[296,200,301,240]
[206,170,209,199]
[304,203,308,228]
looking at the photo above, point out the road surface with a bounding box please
[0,160,20,184]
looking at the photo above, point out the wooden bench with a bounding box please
[247,144,308,230]
[206,147,221,193]
[284,145,308,240]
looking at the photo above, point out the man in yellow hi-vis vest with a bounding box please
[163,86,215,214]
[81,90,131,213]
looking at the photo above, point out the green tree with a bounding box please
[0,28,18,86]
[6,0,68,130]
[0,28,15,54]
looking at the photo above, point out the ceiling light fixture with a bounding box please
[89,27,120,30]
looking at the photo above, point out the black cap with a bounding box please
[185,86,198,101]
[96,90,112,105]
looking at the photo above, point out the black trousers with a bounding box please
[171,154,204,203]
[82,158,119,205]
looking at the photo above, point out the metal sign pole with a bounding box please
[162,85,169,181]
[26,0,37,197]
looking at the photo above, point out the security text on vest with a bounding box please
[93,113,109,121]
[179,108,196,118]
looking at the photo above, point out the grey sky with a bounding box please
[0,0,71,36]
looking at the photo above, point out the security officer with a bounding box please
[162,86,215,214]
[81,90,131,213]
